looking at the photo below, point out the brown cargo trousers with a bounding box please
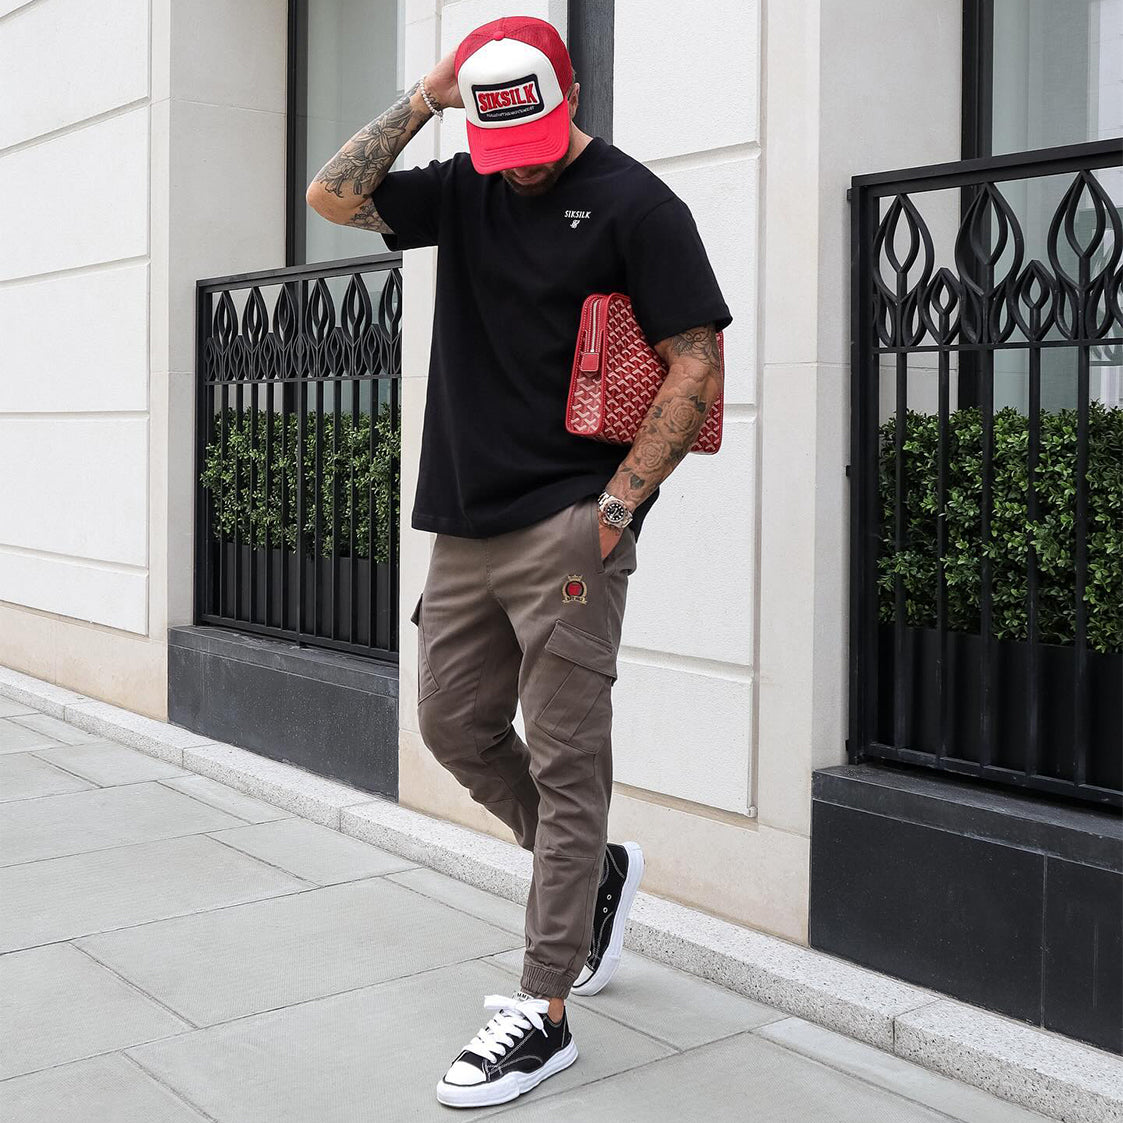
[409,492,638,1000]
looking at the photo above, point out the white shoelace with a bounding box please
[463,993,551,1063]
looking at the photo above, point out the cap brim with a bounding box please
[465,99,570,174]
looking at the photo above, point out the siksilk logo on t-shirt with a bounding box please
[472,74,544,122]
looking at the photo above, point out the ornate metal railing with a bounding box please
[194,253,403,661]
[849,140,1122,808]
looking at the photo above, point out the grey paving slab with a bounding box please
[32,741,190,787]
[207,816,418,884]
[0,942,189,1079]
[0,718,59,754]
[485,1029,954,1122]
[0,781,247,866]
[0,699,36,719]
[0,1053,209,1123]
[484,945,785,1050]
[387,865,527,935]
[160,773,295,823]
[78,876,522,1026]
[0,752,95,802]
[0,833,307,952]
[127,959,673,1123]
[9,711,101,745]
[758,1017,1052,1123]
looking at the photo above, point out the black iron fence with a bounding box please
[849,140,1122,808]
[194,254,403,661]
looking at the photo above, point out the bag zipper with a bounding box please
[579,296,605,372]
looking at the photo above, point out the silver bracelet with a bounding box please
[419,77,444,121]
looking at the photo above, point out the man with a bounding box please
[307,14,730,1109]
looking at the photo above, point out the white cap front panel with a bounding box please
[458,38,564,131]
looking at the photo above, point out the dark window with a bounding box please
[960,0,1122,411]
[287,0,404,267]
[963,0,1122,159]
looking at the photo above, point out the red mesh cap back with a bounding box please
[454,15,573,92]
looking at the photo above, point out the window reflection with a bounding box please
[294,0,405,266]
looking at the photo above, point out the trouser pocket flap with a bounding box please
[410,592,423,626]
[544,618,617,681]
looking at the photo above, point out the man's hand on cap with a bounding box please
[424,50,463,111]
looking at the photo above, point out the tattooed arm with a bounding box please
[598,323,724,543]
[305,50,462,231]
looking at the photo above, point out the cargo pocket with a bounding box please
[534,618,618,752]
[411,592,439,703]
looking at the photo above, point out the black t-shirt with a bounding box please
[369,135,732,542]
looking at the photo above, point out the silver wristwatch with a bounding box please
[597,491,633,530]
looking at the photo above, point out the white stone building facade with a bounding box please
[2,0,1115,966]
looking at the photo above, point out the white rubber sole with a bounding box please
[570,840,645,997]
[435,1039,579,1108]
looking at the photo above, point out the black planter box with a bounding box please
[876,623,1122,793]
[811,763,1123,1054]
[211,542,393,650]
[168,624,398,800]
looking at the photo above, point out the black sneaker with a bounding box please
[435,990,578,1108]
[570,840,645,996]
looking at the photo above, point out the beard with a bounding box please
[498,151,570,196]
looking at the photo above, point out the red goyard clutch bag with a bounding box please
[566,292,724,454]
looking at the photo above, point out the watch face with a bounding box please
[605,500,629,525]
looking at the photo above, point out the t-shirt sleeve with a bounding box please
[622,197,733,346]
[366,157,452,251]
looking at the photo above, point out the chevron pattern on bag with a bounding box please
[566,293,724,453]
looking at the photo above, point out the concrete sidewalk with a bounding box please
[0,696,1063,1122]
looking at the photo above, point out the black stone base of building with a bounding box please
[810,762,1122,1055]
[168,626,398,800]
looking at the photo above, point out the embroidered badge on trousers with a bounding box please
[562,575,588,604]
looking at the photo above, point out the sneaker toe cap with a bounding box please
[442,1060,485,1087]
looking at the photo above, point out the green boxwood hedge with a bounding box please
[878,401,1122,655]
[199,405,401,565]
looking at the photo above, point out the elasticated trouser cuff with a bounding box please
[520,960,578,1001]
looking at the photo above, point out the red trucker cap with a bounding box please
[454,16,574,175]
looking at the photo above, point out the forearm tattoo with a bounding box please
[606,323,723,507]
[310,80,428,231]
[669,325,723,368]
[345,197,397,232]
